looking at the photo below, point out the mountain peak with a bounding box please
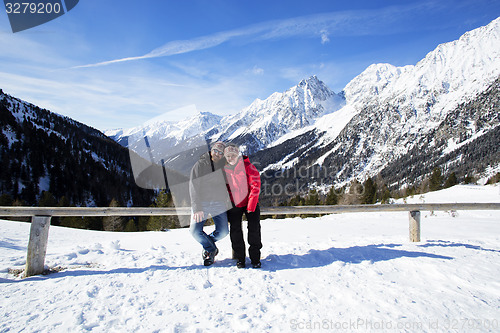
[178,111,222,129]
[187,110,220,120]
[296,75,332,93]
[290,75,338,103]
[298,75,321,86]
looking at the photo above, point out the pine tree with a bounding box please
[361,178,377,204]
[381,187,391,204]
[54,195,71,227]
[57,196,70,207]
[463,175,476,184]
[429,168,443,191]
[305,189,320,206]
[124,219,137,232]
[103,198,125,231]
[38,191,57,207]
[0,193,13,206]
[325,187,338,205]
[137,216,149,231]
[147,191,179,230]
[22,182,37,205]
[345,180,363,205]
[288,195,304,206]
[444,172,458,188]
[487,172,500,184]
[10,198,29,222]
[419,177,430,194]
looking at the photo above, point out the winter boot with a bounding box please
[236,260,246,269]
[251,261,261,269]
[203,248,219,266]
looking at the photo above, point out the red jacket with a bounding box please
[224,156,261,212]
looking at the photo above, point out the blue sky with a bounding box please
[0,0,499,131]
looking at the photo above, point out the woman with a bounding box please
[223,144,262,268]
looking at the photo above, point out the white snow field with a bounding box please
[1,185,500,332]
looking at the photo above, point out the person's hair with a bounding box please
[225,143,239,150]
[210,141,226,150]
[223,143,240,159]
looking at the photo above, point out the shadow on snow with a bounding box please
[0,239,25,251]
[1,243,454,282]
[419,240,500,253]
[261,243,453,271]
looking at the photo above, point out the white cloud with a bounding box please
[0,62,275,131]
[320,29,330,44]
[251,66,264,75]
[0,69,186,129]
[0,32,73,68]
[73,2,434,68]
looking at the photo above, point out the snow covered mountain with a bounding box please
[0,90,154,207]
[210,76,345,153]
[342,16,500,129]
[252,16,500,199]
[106,105,222,148]
[106,17,500,203]
[106,76,345,156]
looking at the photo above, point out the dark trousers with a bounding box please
[227,205,262,264]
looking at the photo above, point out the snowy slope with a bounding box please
[325,16,500,165]
[0,90,151,207]
[256,17,500,189]
[1,185,500,332]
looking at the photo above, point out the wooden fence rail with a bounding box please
[1,203,499,277]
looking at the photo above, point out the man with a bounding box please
[189,141,230,266]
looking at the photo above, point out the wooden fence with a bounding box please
[1,203,499,277]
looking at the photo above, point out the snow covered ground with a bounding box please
[1,185,500,332]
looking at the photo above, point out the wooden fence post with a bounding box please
[25,215,51,277]
[409,210,421,242]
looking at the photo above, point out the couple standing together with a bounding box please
[189,141,262,268]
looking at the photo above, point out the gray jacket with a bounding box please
[189,152,230,213]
